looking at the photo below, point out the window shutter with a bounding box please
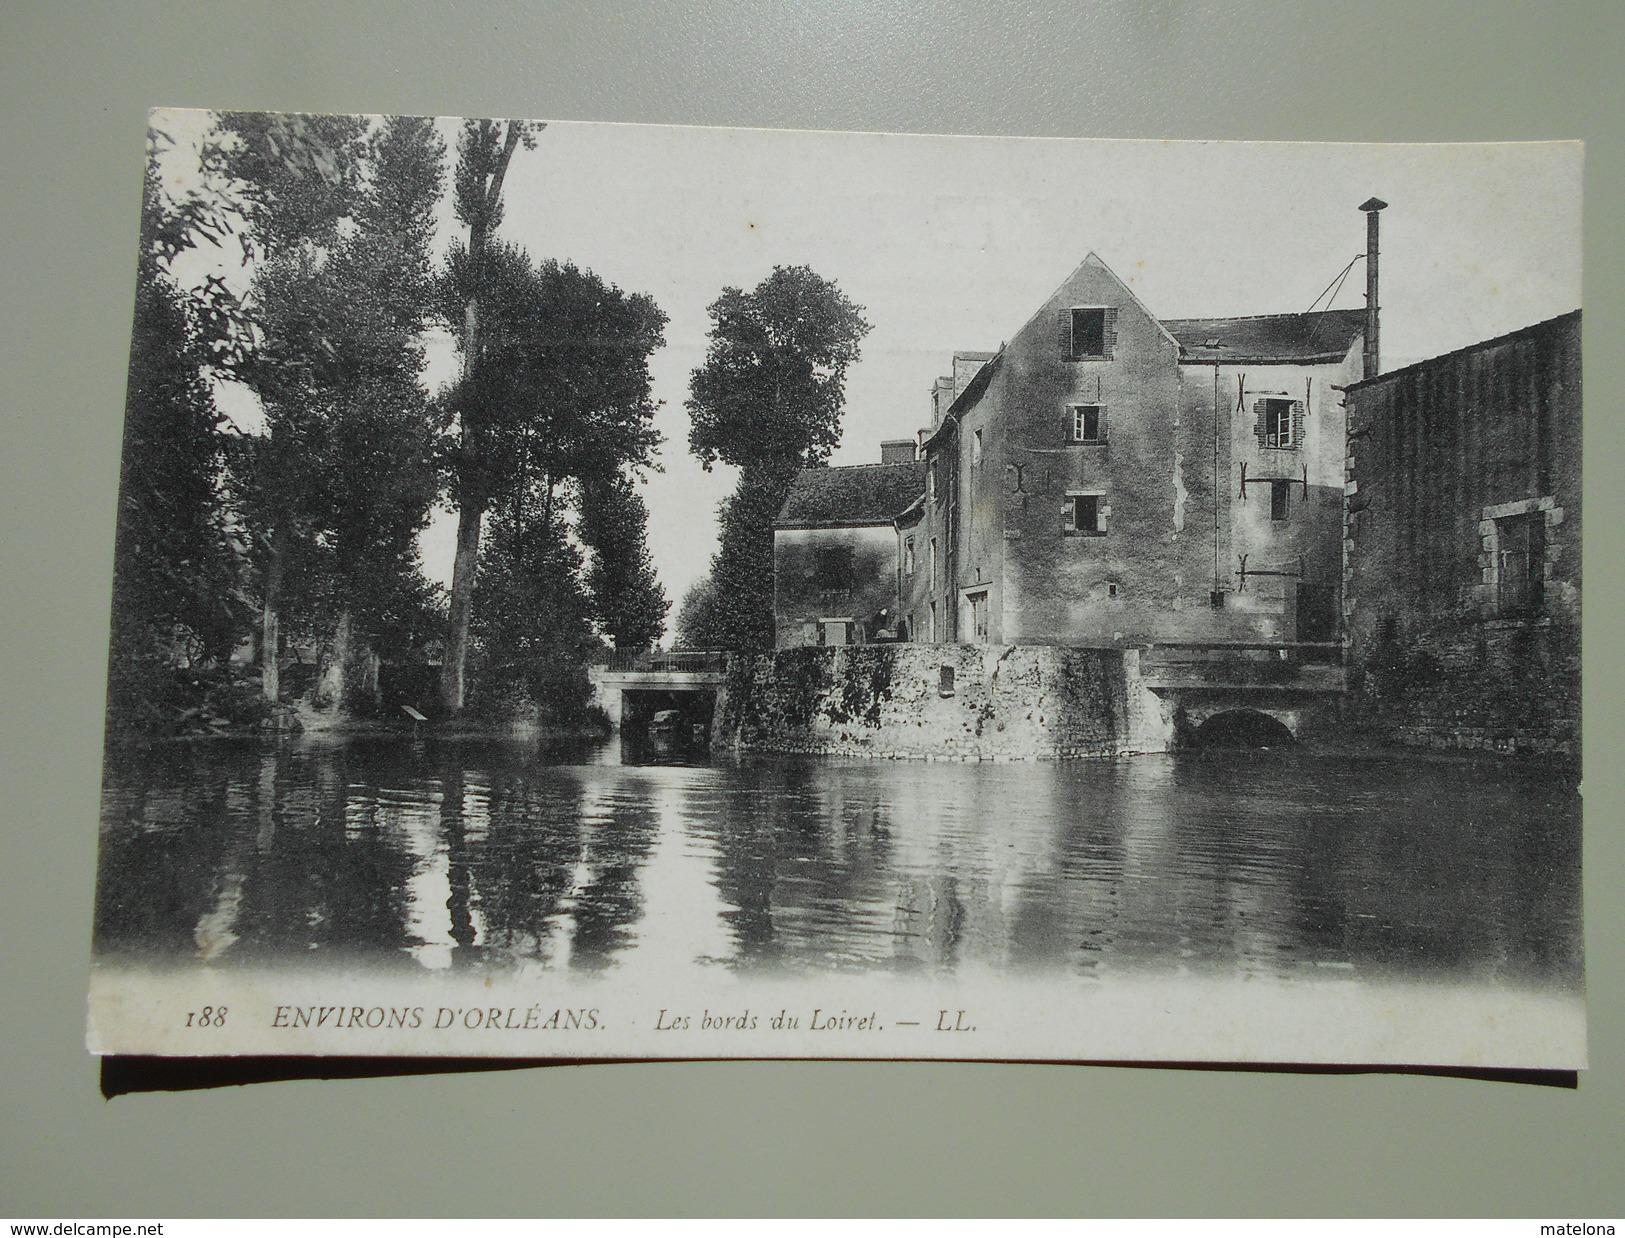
[1253,398,1268,449]
[1291,400,1306,450]
[1102,307,1119,359]
[1058,309,1073,358]
[1063,408,1075,443]
[1097,406,1108,443]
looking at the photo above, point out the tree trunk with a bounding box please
[317,607,352,712]
[259,535,285,702]
[440,497,484,713]
[361,647,382,712]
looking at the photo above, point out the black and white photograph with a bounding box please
[89,111,1583,1066]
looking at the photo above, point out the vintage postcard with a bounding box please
[89,113,1583,1066]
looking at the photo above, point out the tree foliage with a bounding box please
[205,112,368,258]
[467,506,600,728]
[109,112,672,734]
[671,576,724,652]
[685,266,870,650]
[687,265,871,476]
[231,115,446,711]
[577,475,668,650]
[436,243,669,695]
[105,162,253,733]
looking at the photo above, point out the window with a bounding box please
[1061,306,1115,360]
[1257,397,1300,450]
[903,536,915,576]
[930,537,938,589]
[1496,513,1545,614]
[1270,480,1292,522]
[1066,493,1107,536]
[927,459,937,502]
[814,546,852,592]
[815,547,852,607]
[1067,404,1106,445]
[929,600,937,642]
[972,428,983,469]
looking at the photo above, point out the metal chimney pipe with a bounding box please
[1359,197,1387,380]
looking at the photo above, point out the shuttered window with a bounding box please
[1064,493,1108,536]
[1254,397,1305,450]
[1059,307,1118,360]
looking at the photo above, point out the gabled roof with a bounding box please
[775,461,928,529]
[1164,309,1366,364]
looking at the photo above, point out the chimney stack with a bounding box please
[1359,196,1387,380]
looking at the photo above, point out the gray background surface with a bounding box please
[2,0,1619,1217]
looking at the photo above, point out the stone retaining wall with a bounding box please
[716,644,1172,760]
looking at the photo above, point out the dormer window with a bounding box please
[1060,306,1117,360]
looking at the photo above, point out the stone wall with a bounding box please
[716,644,1173,760]
[1343,312,1581,756]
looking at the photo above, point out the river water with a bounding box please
[93,736,1583,993]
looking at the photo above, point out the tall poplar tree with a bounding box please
[439,118,541,714]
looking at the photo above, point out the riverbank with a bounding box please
[106,702,612,746]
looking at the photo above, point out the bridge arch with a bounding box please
[1186,708,1296,749]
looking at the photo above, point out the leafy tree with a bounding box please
[686,265,870,650]
[306,116,445,711]
[105,154,252,733]
[440,119,542,714]
[466,503,600,728]
[671,576,724,652]
[435,240,668,704]
[215,113,371,702]
[230,115,442,710]
[204,112,368,258]
[577,474,668,650]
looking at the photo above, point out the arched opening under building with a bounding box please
[619,689,716,764]
[1189,709,1296,750]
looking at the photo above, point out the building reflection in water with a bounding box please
[93,737,1582,994]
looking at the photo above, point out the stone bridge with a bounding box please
[1137,641,1347,745]
[587,651,728,730]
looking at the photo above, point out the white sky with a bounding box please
[155,114,1582,637]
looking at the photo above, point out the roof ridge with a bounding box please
[1164,308,1365,324]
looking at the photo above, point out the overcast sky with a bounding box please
[157,113,1582,634]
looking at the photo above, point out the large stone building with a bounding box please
[1342,310,1581,752]
[900,252,1365,648]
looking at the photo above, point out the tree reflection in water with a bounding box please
[95,738,1582,992]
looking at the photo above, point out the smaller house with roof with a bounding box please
[772,441,926,648]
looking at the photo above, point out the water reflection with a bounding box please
[94,738,1582,991]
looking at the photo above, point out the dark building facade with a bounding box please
[1343,310,1581,753]
[772,458,927,648]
